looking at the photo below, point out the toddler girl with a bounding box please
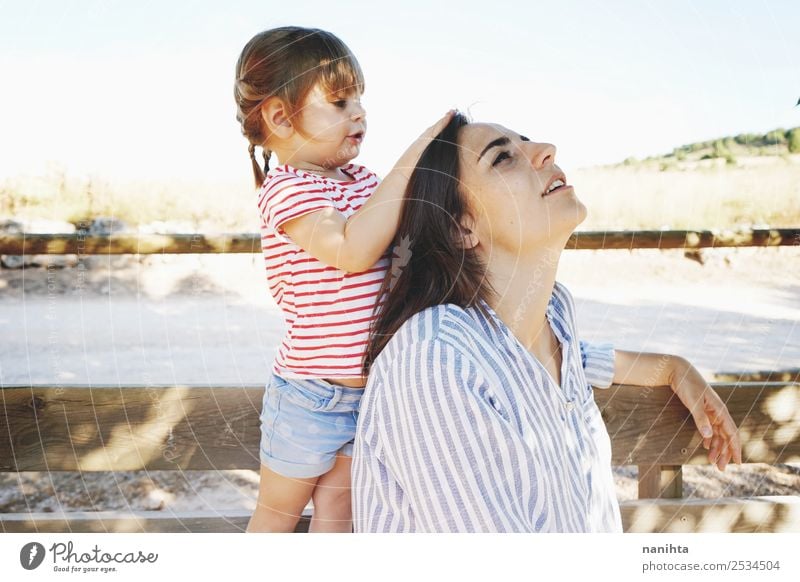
[233,26,451,532]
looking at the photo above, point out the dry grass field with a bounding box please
[572,155,800,230]
[2,154,799,233]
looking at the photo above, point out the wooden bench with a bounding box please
[2,228,797,532]
[2,381,798,533]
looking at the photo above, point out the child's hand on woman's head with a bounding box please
[421,109,458,142]
[670,358,743,471]
[395,110,457,170]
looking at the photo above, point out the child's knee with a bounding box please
[312,485,352,516]
[313,483,351,504]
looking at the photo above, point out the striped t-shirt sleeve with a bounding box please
[376,339,537,532]
[257,171,335,237]
[579,340,616,389]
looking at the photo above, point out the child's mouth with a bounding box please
[347,132,364,143]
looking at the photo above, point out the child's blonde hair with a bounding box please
[233,26,365,188]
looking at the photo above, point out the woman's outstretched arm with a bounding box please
[612,349,743,470]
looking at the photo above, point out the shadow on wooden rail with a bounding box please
[1,381,799,533]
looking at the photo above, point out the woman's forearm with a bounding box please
[611,349,688,388]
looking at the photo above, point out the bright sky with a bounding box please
[0,0,798,184]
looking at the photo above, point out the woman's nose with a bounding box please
[525,142,556,169]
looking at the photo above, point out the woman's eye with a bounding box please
[492,151,512,166]
[333,100,348,109]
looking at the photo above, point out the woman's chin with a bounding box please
[554,200,587,234]
[574,199,588,225]
[548,188,587,224]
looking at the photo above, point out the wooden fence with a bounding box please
[1,228,798,533]
[1,381,799,533]
[0,227,799,255]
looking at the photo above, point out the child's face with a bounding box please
[292,83,367,168]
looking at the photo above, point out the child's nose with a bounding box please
[350,102,366,121]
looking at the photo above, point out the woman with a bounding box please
[351,112,742,533]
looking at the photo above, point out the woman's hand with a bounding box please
[613,350,744,471]
[670,358,743,471]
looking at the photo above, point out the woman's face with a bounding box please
[456,122,587,256]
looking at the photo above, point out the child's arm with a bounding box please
[281,111,454,273]
[612,350,743,470]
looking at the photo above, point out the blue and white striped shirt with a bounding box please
[352,281,622,532]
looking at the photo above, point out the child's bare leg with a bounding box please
[308,452,353,533]
[247,463,317,532]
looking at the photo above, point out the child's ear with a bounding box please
[261,97,293,140]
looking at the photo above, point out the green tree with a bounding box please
[765,129,787,145]
[712,140,728,159]
[734,133,758,145]
[787,128,800,153]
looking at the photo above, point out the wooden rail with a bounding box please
[714,369,800,383]
[2,381,799,533]
[1,228,798,255]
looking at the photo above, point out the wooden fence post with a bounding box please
[638,464,683,499]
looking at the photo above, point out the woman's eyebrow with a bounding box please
[477,136,510,161]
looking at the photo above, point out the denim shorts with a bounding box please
[259,373,363,478]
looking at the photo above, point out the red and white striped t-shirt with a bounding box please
[257,163,390,379]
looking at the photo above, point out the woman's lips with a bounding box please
[542,184,573,197]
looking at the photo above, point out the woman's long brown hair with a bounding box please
[361,112,499,376]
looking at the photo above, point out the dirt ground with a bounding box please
[1,246,799,514]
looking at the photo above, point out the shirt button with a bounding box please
[565,401,575,411]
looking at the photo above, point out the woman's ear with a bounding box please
[260,97,293,140]
[456,214,480,250]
